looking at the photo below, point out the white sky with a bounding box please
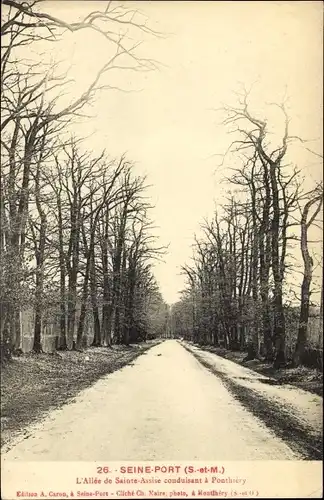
[27,1,323,304]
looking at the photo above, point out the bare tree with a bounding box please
[174,90,321,371]
[293,184,323,366]
[221,91,302,366]
[1,0,161,357]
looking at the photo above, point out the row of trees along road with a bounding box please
[0,0,168,359]
[173,92,323,368]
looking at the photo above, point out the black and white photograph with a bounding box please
[1,1,323,498]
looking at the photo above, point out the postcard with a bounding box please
[1,1,323,499]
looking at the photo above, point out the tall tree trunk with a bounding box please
[76,284,89,350]
[124,264,136,345]
[32,157,47,354]
[110,210,127,344]
[90,223,100,345]
[101,211,112,347]
[248,173,260,359]
[269,162,286,367]
[59,265,67,349]
[90,250,101,346]
[76,231,91,350]
[12,309,21,352]
[58,197,67,350]
[67,200,80,350]
[33,270,43,353]
[259,160,274,361]
[33,225,46,354]
[293,194,323,366]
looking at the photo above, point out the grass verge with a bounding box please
[1,340,160,450]
[190,344,323,396]
[183,343,323,460]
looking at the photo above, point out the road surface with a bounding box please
[2,340,301,461]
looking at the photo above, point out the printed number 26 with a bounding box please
[97,466,111,473]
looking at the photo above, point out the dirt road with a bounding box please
[2,340,310,461]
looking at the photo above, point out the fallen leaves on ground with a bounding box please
[1,341,160,449]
